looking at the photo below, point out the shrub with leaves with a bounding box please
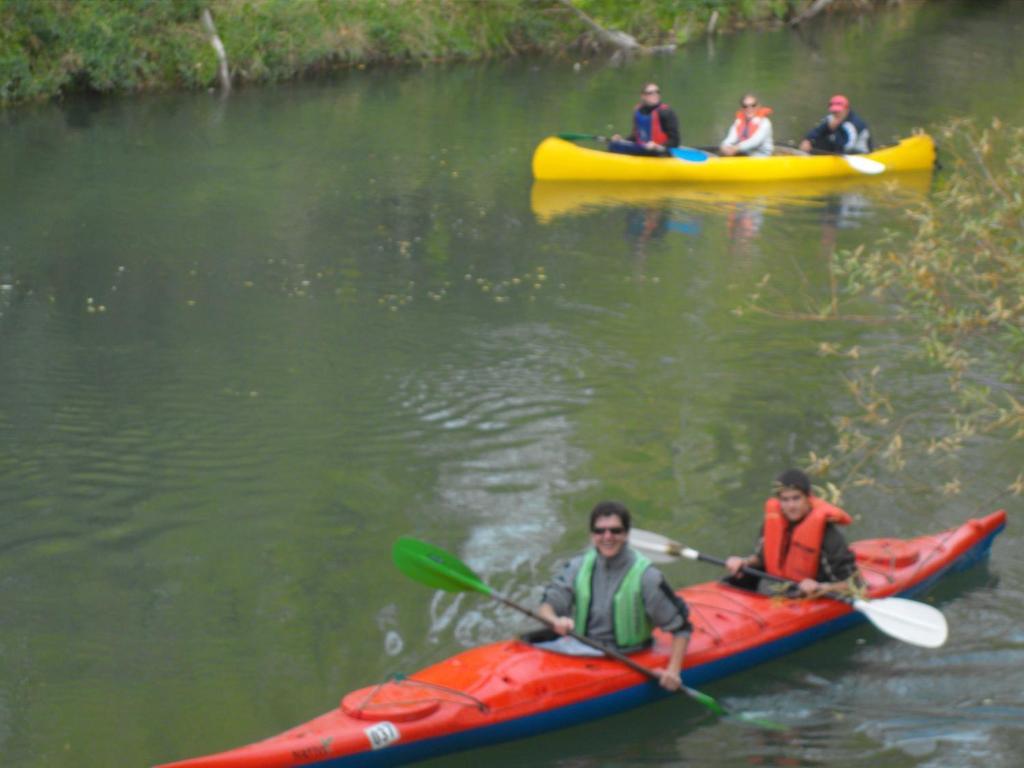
[815,119,1022,500]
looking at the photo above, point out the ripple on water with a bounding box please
[391,324,598,642]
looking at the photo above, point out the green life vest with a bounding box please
[573,547,653,649]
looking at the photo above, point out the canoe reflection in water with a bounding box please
[530,172,934,225]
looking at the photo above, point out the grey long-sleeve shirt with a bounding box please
[542,546,691,649]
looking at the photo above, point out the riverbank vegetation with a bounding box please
[3,0,901,105]
[744,119,1024,505]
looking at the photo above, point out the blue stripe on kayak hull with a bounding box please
[314,524,1003,767]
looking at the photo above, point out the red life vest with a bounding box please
[633,103,671,145]
[731,106,772,141]
[762,495,852,582]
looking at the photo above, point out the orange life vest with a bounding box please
[762,495,851,582]
[731,106,773,141]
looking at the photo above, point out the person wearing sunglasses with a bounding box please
[719,93,774,157]
[537,501,691,691]
[799,94,873,155]
[609,82,680,157]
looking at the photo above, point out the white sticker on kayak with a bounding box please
[364,721,401,750]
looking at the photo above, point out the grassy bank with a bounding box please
[3,0,886,106]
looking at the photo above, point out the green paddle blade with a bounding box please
[682,685,726,716]
[556,132,599,141]
[731,712,790,731]
[683,686,787,730]
[393,537,492,596]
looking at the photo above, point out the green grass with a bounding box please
[0,0,872,105]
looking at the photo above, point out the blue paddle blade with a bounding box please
[392,537,492,596]
[670,147,711,162]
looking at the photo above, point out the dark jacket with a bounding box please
[628,102,681,149]
[805,110,873,154]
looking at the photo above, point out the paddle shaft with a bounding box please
[489,570,790,722]
[681,548,858,603]
[557,132,612,143]
[556,132,712,160]
[392,536,792,724]
[693,551,801,585]
[488,591,661,680]
[782,141,885,173]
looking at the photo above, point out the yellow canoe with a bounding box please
[531,134,936,182]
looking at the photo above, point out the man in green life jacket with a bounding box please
[537,501,692,691]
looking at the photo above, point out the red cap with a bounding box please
[829,94,850,109]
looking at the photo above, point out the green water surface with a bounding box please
[1,2,1022,766]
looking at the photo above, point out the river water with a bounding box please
[1,2,1022,766]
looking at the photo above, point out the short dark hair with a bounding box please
[774,469,811,496]
[589,501,631,531]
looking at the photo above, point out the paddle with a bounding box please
[786,142,885,175]
[629,528,948,649]
[392,536,785,729]
[556,132,711,163]
[826,152,885,175]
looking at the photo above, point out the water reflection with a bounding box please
[725,201,767,256]
[393,323,595,644]
[625,208,702,273]
[530,173,934,224]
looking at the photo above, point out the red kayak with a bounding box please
[155,510,1006,768]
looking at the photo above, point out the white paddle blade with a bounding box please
[844,155,886,175]
[852,597,948,648]
[639,548,678,564]
[628,528,682,562]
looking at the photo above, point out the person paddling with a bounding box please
[720,93,774,157]
[537,501,691,691]
[724,469,861,597]
[799,94,872,154]
[609,82,681,157]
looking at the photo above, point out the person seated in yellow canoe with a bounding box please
[609,82,680,157]
[799,94,873,154]
[537,501,691,691]
[723,469,861,597]
[719,93,774,157]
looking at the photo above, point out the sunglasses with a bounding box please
[591,526,626,535]
[642,89,659,95]
[741,102,757,108]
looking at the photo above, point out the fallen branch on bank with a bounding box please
[790,0,838,26]
[556,0,676,55]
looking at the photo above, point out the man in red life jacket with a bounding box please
[724,469,859,597]
[610,82,680,157]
